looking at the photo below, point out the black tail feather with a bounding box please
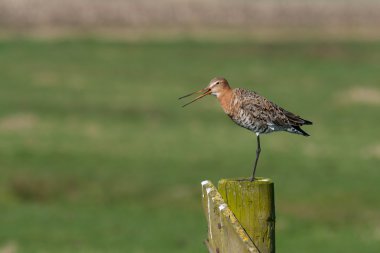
[302,119,313,125]
[292,125,310,136]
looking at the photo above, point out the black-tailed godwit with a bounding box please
[179,77,312,181]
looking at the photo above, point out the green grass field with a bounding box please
[0,39,379,252]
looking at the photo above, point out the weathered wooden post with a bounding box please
[219,178,275,253]
[202,178,275,253]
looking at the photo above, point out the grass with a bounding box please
[0,38,379,252]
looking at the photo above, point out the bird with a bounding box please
[179,77,312,181]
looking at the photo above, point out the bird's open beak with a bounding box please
[179,87,211,107]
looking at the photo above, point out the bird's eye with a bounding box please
[216,82,220,85]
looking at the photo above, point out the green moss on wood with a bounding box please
[218,178,275,253]
[201,180,259,253]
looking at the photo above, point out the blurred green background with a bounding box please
[1,1,380,253]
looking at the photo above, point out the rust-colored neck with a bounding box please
[217,87,233,114]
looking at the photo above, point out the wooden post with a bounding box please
[201,180,259,253]
[218,178,275,253]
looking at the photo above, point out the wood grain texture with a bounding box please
[201,180,259,253]
[218,178,275,253]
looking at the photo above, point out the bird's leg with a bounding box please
[250,134,261,182]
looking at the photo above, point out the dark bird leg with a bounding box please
[250,134,261,182]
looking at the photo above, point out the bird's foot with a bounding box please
[250,176,255,182]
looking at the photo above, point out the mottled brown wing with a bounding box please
[279,108,308,126]
[239,92,293,128]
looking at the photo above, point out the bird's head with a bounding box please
[179,77,230,107]
[207,77,230,97]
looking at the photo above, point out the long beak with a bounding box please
[179,88,211,107]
